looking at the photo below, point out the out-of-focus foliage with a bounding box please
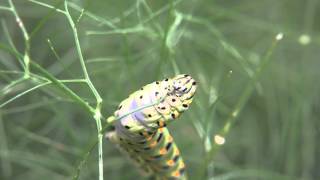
[0,0,319,180]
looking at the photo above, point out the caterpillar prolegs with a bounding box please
[106,74,197,179]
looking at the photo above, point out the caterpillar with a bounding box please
[106,74,197,180]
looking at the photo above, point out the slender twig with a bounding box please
[64,1,102,105]
[1,77,26,96]
[72,138,99,180]
[68,1,117,28]
[86,25,146,35]
[8,0,31,78]
[28,0,117,29]
[0,6,12,11]
[203,33,284,178]
[64,1,104,180]
[1,19,25,69]
[0,77,86,109]
[28,0,67,14]
[0,70,25,75]
[2,1,107,179]
[0,81,50,108]
[0,112,12,177]
[47,39,62,61]
[2,99,58,115]
[30,61,95,114]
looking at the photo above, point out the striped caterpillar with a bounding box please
[106,74,197,179]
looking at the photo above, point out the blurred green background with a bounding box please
[0,0,319,180]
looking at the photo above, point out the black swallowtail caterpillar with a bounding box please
[106,74,197,179]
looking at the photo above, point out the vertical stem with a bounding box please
[64,1,103,180]
[203,33,284,178]
[8,0,30,78]
[2,1,105,179]
[0,111,12,178]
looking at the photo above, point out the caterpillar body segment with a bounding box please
[106,74,197,179]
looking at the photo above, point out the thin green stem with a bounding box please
[2,99,58,115]
[59,79,87,83]
[64,1,103,179]
[28,0,117,29]
[140,0,182,26]
[2,1,106,179]
[1,12,25,70]
[72,138,99,180]
[86,25,145,36]
[30,61,95,114]
[0,70,24,75]
[0,6,12,11]
[0,112,12,178]
[75,8,85,24]
[0,81,49,109]
[8,0,31,78]
[17,127,80,155]
[0,77,26,96]
[29,0,64,40]
[203,33,284,178]
[64,1,102,105]
[28,0,67,14]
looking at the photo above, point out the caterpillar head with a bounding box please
[167,74,197,109]
[147,74,197,128]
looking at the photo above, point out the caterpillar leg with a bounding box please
[105,130,120,144]
[106,116,117,124]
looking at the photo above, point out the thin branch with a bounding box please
[0,6,12,11]
[30,61,95,114]
[0,81,49,108]
[64,1,104,180]
[0,77,26,96]
[8,0,31,78]
[64,1,102,106]
[1,12,25,70]
[203,33,284,178]
[86,25,146,35]
[28,0,67,14]
[0,112,12,177]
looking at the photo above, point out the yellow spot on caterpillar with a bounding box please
[150,141,157,147]
[168,135,173,142]
[159,148,167,155]
[167,159,174,166]
[159,121,164,127]
[180,162,185,168]
[174,147,180,155]
[146,136,152,141]
[106,116,116,123]
[172,170,180,177]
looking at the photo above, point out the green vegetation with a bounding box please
[0,0,319,180]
